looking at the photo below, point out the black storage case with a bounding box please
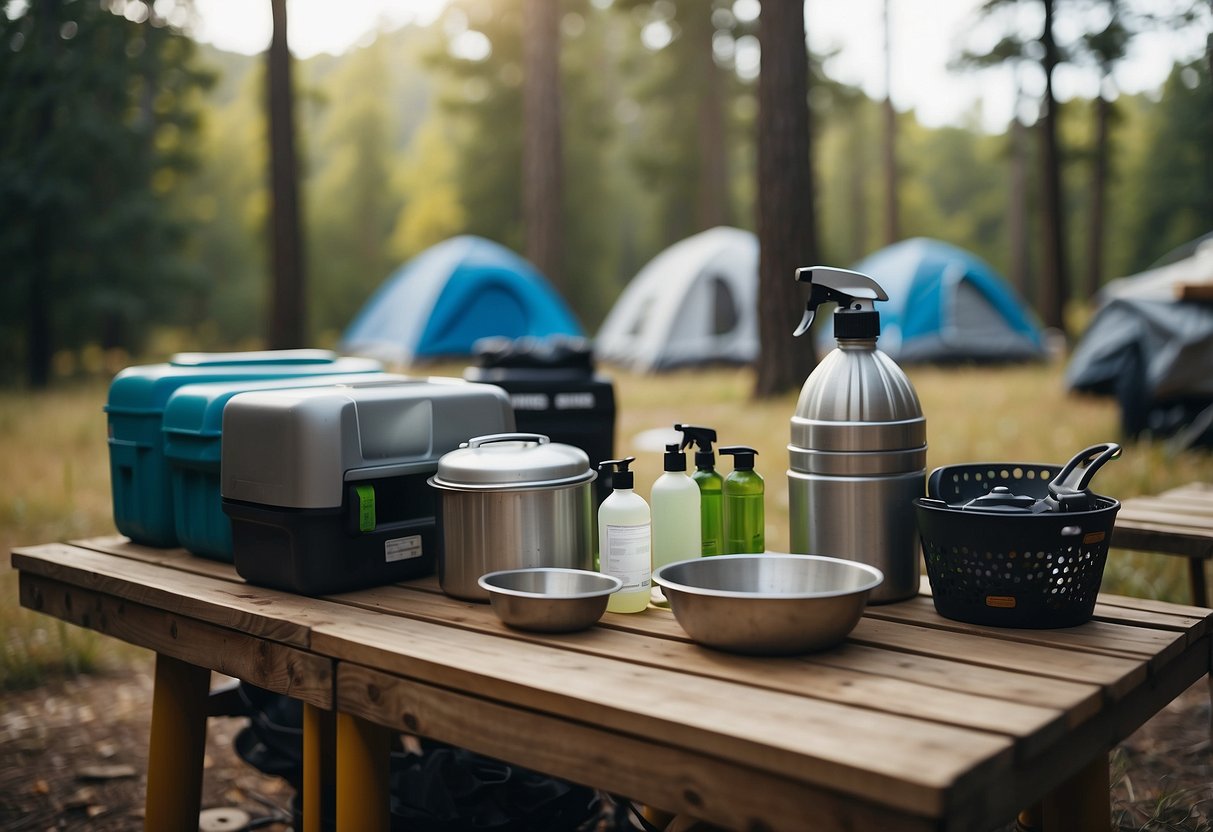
[465,336,616,504]
[220,379,514,595]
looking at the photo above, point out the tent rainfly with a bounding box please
[595,226,758,371]
[842,238,1046,363]
[1066,234,1213,441]
[340,236,582,364]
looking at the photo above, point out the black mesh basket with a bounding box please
[916,463,1120,628]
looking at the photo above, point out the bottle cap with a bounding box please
[719,445,758,471]
[833,309,881,339]
[662,443,686,472]
[598,457,636,489]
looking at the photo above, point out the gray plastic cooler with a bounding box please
[220,378,514,594]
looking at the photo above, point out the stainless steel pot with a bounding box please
[429,433,596,601]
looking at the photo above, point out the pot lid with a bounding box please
[432,433,594,489]
[960,486,1041,512]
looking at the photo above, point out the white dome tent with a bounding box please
[595,226,758,371]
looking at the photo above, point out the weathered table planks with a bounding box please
[1112,482,1213,607]
[11,536,1213,832]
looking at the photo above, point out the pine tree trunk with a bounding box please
[1009,112,1030,304]
[849,120,868,261]
[754,1,818,398]
[693,6,728,230]
[26,0,58,387]
[1085,90,1109,299]
[267,0,307,349]
[522,0,564,290]
[1037,0,1068,334]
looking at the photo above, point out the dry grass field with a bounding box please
[4,359,1213,687]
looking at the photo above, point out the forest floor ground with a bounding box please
[1,662,1212,831]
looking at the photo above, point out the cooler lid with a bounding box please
[162,372,396,439]
[432,433,594,490]
[106,356,384,413]
[170,349,337,367]
[221,379,516,508]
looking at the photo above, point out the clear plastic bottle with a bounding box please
[721,446,764,554]
[676,424,724,556]
[597,457,651,613]
[650,442,701,606]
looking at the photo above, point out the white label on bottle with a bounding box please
[603,523,651,592]
[385,535,422,563]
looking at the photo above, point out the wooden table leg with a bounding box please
[303,703,336,832]
[1041,754,1111,832]
[336,711,390,832]
[145,653,210,832]
[1188,558,1208,608]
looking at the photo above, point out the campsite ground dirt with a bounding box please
[1,666,1212,832]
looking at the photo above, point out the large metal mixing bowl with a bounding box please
[478,568,622,633]
[652,554,884,655]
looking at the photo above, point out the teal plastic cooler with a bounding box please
[162,373,402,561]
[105,350,382,547]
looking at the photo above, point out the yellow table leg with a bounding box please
[336,712,390,832]
[303,704,336,832]
[145,653,210,832]
[1042,754,1111,832]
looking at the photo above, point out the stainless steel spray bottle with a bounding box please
[786,267,926,603]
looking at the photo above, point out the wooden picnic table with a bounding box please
[1112,482,1213,607]
[11,535,1213,832]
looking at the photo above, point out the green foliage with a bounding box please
[426,0,630,326]
[387,119,467,262]
[170,59,268,345]
[0,1,212,382]
[430,0,527,255]
[2,3,1210,374]
[1122,60,1213,271]
[305,38,406,340]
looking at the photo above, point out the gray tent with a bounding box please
[595,227,757,371]
[1066,236,1213,441]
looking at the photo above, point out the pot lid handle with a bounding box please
[465,433,550,449]
[1047,443,1121,511]
[961,486,1039,512]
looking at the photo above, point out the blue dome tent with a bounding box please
[841,238,1045,363]
[340,236,583,364]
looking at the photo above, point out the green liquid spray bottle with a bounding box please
[720,446,764,554]
[676,424,724,556]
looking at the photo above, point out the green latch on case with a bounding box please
[354,484,376,532]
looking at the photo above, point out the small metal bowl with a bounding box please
[478,568,623,633]
[652,554,883,655]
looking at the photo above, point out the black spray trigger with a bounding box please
[794,306,817,337]
[793,281,855,338]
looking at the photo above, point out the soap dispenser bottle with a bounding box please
[720,446,764,554]
[597,457,651,614]
[675,424,723,556]
[649,441,701,605]
[788,266,926,603]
